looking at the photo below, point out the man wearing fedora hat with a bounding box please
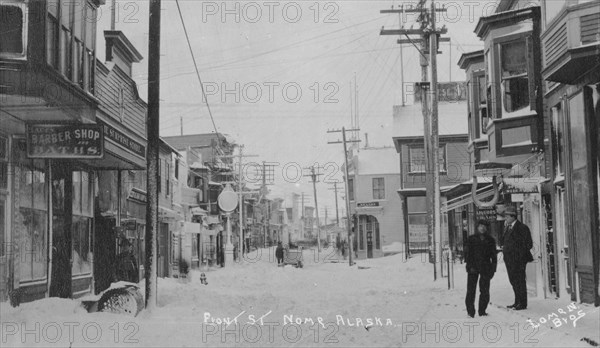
[501,205,533,310]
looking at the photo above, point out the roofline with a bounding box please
[474,7,540,39]
[393,133,469,144]
[458,50,484,70]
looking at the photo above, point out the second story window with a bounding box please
[46,0,96,93]
[409,145,447,173]
[500,39,530,114]
[477,74,488,135]
[0,1,27,59]
[372,178,385,200]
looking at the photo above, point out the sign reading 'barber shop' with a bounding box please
[26,124,104,159]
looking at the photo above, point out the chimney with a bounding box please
[104,30,143,77]
[364,133,369,148]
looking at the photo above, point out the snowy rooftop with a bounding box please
[393,100,468,138]
[355,147,400,175]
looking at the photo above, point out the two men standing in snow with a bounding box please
[464,206,534,317]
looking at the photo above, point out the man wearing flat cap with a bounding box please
[501,205,533,310]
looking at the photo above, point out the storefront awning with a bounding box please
[206,216,221,225]
[191,207,208,216]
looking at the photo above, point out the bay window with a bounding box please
[500,39,530,114]
[0,0,27,59]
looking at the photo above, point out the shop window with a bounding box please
[372,178,385,200]
[0,1,27,58]
[500,39,530,114]
[18,159,48,282]
[359,220,364,250]
[72,171,93,276]
[551,103,566,177]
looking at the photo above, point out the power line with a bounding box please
[174,0,220,140]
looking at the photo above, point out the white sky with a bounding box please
[97,0,492,215]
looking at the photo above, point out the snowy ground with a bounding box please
[1,246,599,347]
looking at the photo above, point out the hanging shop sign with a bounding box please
[357,202,380,208]
[128,188,147,203]
[121,219,138,231]
[26,124,103,159]
[476,207,497,222]
[97,118,145,157]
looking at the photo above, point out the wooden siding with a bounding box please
[544,23,567,67]
[95,64,147,139]
[580,12,600,45]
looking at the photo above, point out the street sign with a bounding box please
[218,184,238,212]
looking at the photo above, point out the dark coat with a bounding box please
[464,233,497,277]
[275,245,284,259]
[502,220,533,263]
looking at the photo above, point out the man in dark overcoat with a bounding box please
[502,206,533,310]
[464,220,497,317]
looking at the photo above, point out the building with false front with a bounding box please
[0,0,165,303]
[392,82,472,260]
[163,134,237,267]
[459,0,600,306]
[346,146,403,259]
[540,0,599,305]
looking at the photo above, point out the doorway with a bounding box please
[49,163,72,298]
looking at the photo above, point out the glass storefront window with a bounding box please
[72,171,93,276]
[18,158,48,282]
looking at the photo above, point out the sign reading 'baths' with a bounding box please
[26,124,104,159]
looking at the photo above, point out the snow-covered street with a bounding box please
[2,248,599,347]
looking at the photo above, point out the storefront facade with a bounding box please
[541,0,600,305]
[0,0,108,303]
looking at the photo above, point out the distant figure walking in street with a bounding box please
[502,206,533,311]
[276,241,284,266]
[464,220,497,317]
[341,240,346,259]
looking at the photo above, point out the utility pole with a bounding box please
[145,0,161,310]
[218,145,258,262]
[381,0,447,280]
[328,127,360,266]
[328,182,340,226]
[294,193,311,239]
[304,166,323,253]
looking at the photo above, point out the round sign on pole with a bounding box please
[218,184,238,212]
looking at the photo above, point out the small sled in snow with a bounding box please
[283,247,304,268]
